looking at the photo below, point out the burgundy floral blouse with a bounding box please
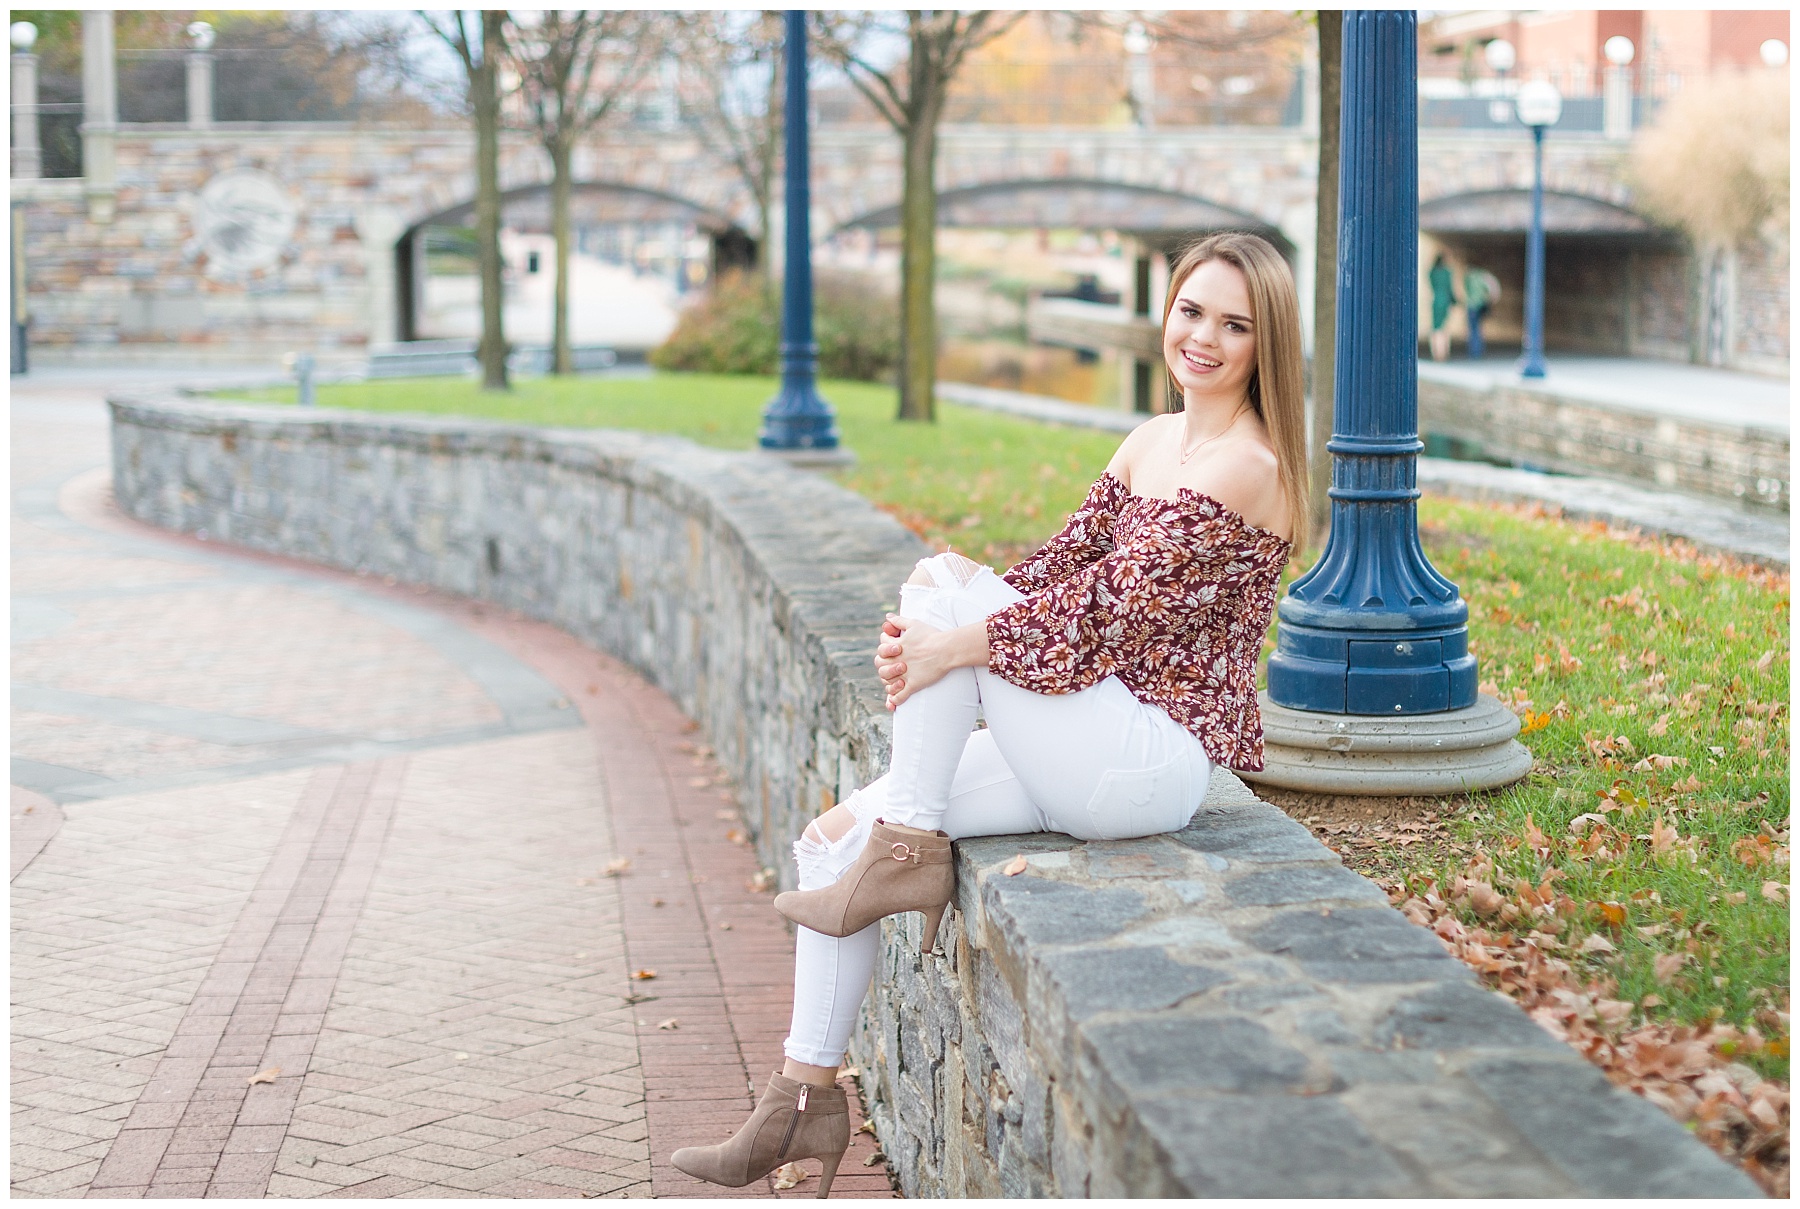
[985,471,1291,772]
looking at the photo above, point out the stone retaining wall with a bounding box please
[1417,374,1789,514]
[108,395,1760,1199]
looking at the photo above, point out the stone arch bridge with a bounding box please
[16,117,1655,364]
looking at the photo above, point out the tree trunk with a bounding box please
[896,91,941,422]
[1308,9,1341,548]
[550,137,573,375]
[474,11,508,391]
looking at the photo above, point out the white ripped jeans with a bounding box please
[784,553,1213,1066]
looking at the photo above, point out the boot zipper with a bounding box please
[776,1084,808,1159]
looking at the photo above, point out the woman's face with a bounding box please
[1163,258,1257,408]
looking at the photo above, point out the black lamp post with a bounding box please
[1515,79,1562,380]
[1266,10,1478,717]
[759,9,842,452]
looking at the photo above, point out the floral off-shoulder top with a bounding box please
[985,471,1291,772]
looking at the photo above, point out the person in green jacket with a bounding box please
[1463,264,1500,359]
[1428,254,1456,361]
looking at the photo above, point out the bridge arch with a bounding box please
[832,178,1295,257]
[1418,188,1677,356]
[395,181,756,343]
[1419,188,1664,239]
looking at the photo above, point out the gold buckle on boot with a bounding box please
[890,842,917,863]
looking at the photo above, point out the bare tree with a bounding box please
[506,11,661,375]
[676,11,785,278]
[419,10,509,390]
[1310,10,1341,549]
[814,11,1023,422]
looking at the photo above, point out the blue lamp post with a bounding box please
[1266,9,1478,717]
[1515,79,1562,379]
[759,9,842,452]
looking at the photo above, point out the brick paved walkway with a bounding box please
[11,379,893,1198]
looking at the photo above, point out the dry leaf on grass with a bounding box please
[246,1067,280,1085]
[1579,933,1616,955]
[1632,753,1689,771]
[771,1162,807,1190]
[1391,876,1789,1196]
[1762,881,1787,902]
[631,969,658,980]
[1002,854,1029,876]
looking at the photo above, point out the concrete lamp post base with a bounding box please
[1239,691,1534,796]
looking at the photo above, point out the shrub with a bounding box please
[1633,70,1788,247]
[651,270,899,382]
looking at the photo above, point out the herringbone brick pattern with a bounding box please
[13,379,896,1198]
[12,769,312,1196]
[270,730,650,1199]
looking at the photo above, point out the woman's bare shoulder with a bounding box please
[1189,438,1288,537]
[1104,414,1180,488]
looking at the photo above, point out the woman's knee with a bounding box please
[908,552,987,591]
[806,802,858,845]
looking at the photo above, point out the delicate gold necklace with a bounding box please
[1177,407,1247,465]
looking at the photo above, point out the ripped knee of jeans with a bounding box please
[911,551,988,591]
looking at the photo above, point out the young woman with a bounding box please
[671,231,1308,1197]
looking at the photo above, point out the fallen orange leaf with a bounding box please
[771,1162,807,1190]
[247,1067,281,1086]
[631,969,658,980]
[1002,854,1028,876]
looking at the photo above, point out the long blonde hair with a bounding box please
[1161,231,1310,558]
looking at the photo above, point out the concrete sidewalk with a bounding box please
[10,380,891,1198]
[1415,354,1789,436]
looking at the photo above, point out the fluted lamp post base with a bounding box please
[1239,692,1533,796]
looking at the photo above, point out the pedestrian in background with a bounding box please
[1464,264,1499,360]
[1428,253,1456,361]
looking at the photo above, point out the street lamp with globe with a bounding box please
[1483,38,1516,123]
[1602,35,1634,139]
[1515,79,1561,379]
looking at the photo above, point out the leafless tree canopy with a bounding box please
[675,11,786,257]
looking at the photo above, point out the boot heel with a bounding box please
[920,902,947,953]
[816,1150,843,1199]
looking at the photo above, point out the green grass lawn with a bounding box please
[1413,500,1789,1078]
[226,371,1789,1074]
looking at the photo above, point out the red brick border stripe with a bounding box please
[458,610,895,1198]
[87,757,404,1198]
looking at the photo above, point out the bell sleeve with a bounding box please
[986,511,1249,696]
[1000,473,1128,595]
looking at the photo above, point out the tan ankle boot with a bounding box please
[670,1072,849,1197]
[775,819,954,951]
